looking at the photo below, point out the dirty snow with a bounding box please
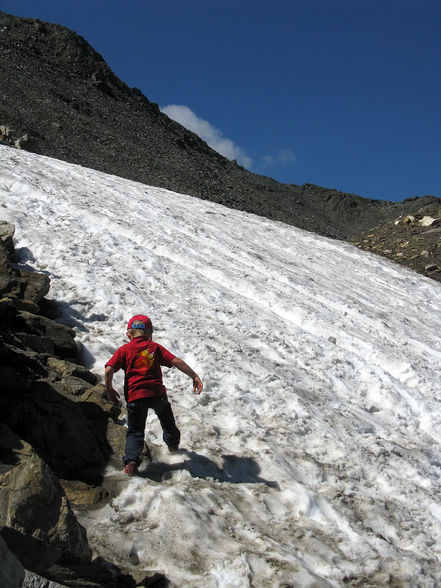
[1,146,441,587]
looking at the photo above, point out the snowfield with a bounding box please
[1,145,440,587]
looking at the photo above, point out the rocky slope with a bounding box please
[1,9,439,253]
[351,202,441,282]
[0,221,162,587]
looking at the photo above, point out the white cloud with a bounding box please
[262,149,296,166]
[279,149,296,163]
[161,104,252,169]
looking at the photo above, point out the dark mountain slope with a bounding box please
[0,10,439,246]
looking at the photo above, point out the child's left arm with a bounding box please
[171,357,203,395]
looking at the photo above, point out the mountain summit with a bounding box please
[0,10,440,258]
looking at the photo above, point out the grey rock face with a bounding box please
[0,425,91,566]
[0,223,137,586]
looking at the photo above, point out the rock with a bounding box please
[0,230,49,309]
[18,311,77,359]
[0,526,62,575]
[0,226,137,585]
[59,480,109,506]
[18,269,50,303]
[44,560,136,588]
[14,133,29,149]
[420,216,440,227]
[0,424,91,568]
[0,297,20,326]
[0,220,15,253]
[61,375,94,396]
[0,242,14,292]
[45,375,95,399]
[0,363,32,396]
[11,297,42,314]
[105,417,127,462]
[80,384,120,416]
[351,204,441,283]
[135,572,168,587]
[47,357,99,385]
[0,341,47,378]
[15,332,55,354]
[0,229,49,305]
[0,535,25,588]
[23,569,67,587]
[1,378,114,482]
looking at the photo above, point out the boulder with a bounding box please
[47,357,99,385]
[0,240,13,292]
[0,220,15,253]
[0,425,91,568]
[0,297,20,324]
[419,215,441,227]
[15,331,55,355]
[18,311,77,359]
[105,417,127,463]
[1,379,113,482]
[59,480,109,506]
[0,226,49,306]
[0,535,25,588]
[18,269,50,303]
[0,339,47,378]
[23,569,67,587]
[59,375,95,396]
[0,527,62,575]
[44,561,136,588]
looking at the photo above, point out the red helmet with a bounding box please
[127,314,152,331]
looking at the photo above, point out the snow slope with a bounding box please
[1,146,440,587]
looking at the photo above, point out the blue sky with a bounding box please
[2,0,440,202]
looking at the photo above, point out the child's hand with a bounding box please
[193,376,203,395]
[106,387,120,404]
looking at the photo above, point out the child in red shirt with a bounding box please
[105,314,203,475]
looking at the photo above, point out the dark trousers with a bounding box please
[123,394,180,465]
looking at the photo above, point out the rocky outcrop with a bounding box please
[0,10,439,248]
[0,536,25,588]
[0,125,32,151]
[0,221,50,314]
[351,204,441,283]
[0,425,90,567]
[0,221,134,586]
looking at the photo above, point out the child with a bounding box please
[105,314,203,475]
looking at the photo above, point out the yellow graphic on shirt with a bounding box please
[134,349,154,370]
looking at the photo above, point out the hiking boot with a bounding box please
[124,461,138,476]
[167,445,179,453]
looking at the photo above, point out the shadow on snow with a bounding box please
[140,449,280,489]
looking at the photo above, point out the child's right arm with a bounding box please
[104,365,121,404]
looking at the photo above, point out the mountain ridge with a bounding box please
[0,9,440,279]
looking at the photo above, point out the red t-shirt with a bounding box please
[105,337,176,402]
